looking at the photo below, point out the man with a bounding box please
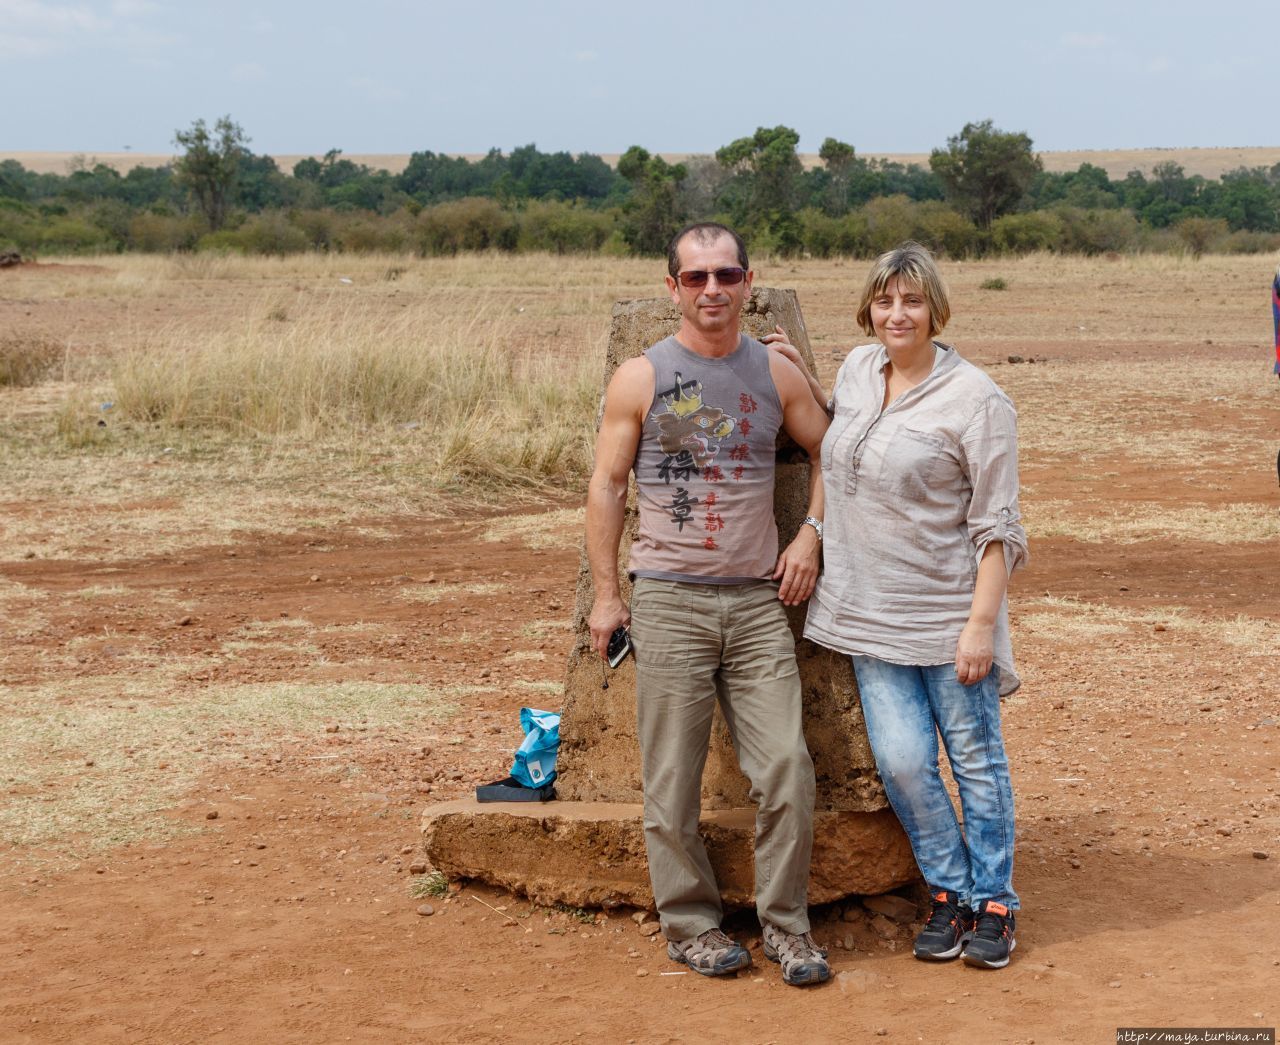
[585,222,832,987]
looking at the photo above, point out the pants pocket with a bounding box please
[630,582,694,671]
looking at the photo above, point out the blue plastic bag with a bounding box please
[511,707,560,788]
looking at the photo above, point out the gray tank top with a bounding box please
[629,334,783,584]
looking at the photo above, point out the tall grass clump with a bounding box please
[109,297,598,487]
[0,336,64,387]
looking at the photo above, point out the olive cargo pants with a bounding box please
[630,577,816,941]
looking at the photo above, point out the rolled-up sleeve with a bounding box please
[959,394,1029,576]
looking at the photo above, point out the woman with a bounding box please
[768,241,1028,970]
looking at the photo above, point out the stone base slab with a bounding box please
[421,799,916,910]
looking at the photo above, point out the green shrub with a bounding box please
[88,199,133,246]
[332,212,411,253]
[600,229,631,257]
[980,277,1008,290]
[1219,229,1280,254]
[991,210,1064,254]
[798,208,842,258]
[516,200,617,254]
[1055,207,1139,254]
[195,229,246,253]
[292,208,337,251]
[1174,216,1229,259]
[414,197,517,255]
[0,204,40,251]
[128,211,199,252]
[237,212,310,255]
[861,195,918,255]
[1129,225,1180,254]
[798,207,870,258]
[911,201,978,257]
[36,217,114,253]
[851,196,977,257]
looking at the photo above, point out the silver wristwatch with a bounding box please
[802,516,823,541]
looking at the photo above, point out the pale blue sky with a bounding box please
[2,0,1273,157]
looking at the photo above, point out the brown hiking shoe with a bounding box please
[762,922,831,986]
[666,927,752,977]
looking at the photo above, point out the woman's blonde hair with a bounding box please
[855,241,951,338]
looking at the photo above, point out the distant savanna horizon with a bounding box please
[6,146,1280,181]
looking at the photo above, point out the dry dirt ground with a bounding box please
[1,254,1278,1044]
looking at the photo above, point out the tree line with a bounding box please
[2,116,1278,259]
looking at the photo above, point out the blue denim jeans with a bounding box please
[852,656,1018,910]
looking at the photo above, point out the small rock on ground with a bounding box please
[863,894,917,924]
[869,914,898,940]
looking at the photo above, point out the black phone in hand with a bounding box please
[606,626,633,668]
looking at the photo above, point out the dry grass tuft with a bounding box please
[1008,360,1274,466]
[1018,596,1279,656]
[399,582,505,604]
[482,507,585,550]
[0,336,65,388]
[1027,501,1280,544]
[0,677,464,862]
[514,680,562,696]
[108,296,599,489]
[519,619,571,643]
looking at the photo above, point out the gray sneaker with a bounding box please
[666,927,752,977]
[762,922,831,986]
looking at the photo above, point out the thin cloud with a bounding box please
[0,0,108,33]
[347,75,403,102]
[230,61,265,83]
[0,0,169,59]
[1061,31,1114,49]
[111,0,159,15]
[0,31,57,56]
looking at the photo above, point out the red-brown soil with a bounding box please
[2,499,1277,1043]
[1,257,1277,1043]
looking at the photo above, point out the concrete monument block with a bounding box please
[557,288,886,813]
[423,800,913,910]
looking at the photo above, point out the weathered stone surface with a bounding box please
[422,799,916,910]
[862,893,919,924]
[557,289,885,813]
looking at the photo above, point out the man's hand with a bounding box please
[589,596,631,659]
[761,324,807,372]
[954,619,995,685]
[772,525,820,606]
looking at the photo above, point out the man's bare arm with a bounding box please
[585,356,652,658]
[762,325,828,410]
[769,352,831,605]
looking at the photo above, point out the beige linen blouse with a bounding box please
[803,342,1029,695]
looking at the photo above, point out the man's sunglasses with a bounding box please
[675,267,747,289]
